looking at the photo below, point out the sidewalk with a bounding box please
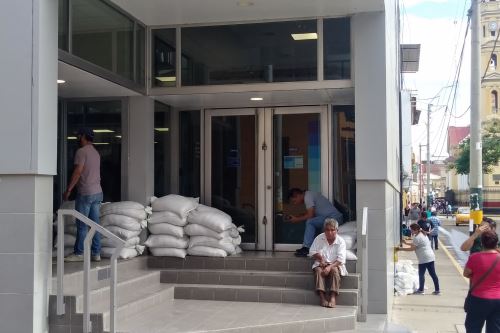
[390,240,469,333]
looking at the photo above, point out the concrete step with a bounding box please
[148,254,357,273]
[115,299,357,333]
[174,284,359,306]
[161,269,359,290]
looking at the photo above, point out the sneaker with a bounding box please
[294,247,309,257]
[412,290,424,295]
[295,246,308,253]
[91,255,101,262]
[432,291,441,295]
[64,254,84,262]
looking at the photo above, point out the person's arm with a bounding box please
[460,225,487,251]
[289,207,315,223]
[463,267,473,278]
[63,164,84,201]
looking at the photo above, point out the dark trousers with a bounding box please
[418,261,440,292]
[465,295,500,333]
[431,235,439,249]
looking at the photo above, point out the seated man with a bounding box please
[309,218,347,308]
[287,188,343,257]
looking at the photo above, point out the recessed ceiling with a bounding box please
[110,0,384,26]
[58,61,140,98]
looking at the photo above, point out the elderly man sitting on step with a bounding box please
[309,218,347,308]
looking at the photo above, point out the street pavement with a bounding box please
[390,216,470,333]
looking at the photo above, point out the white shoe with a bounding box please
[64,254,84,262]
[92,255,101,262]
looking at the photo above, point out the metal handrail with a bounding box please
[57,209,126,333]
[358,207,368,322]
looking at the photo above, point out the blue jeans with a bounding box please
[417,261,440,292]
[74,192,103,256]
[303,213,343,248]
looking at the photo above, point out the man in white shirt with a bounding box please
[309,218,347,308]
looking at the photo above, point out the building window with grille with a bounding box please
[491,90,498,114]
[490,54,498,70]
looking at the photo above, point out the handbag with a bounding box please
[464,254,500,312]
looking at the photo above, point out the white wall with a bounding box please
[401,91,413,183]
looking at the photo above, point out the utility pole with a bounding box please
[470,0,483,228]
[426,104,432,207]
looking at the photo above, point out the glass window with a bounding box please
[181,20,317,86]
[136,25,146,85]
[153,29,177,87]
[324,18,351,80]
[58,0,69,51]
[179,111,201,197]
[154,102,171,196]
[66,100,122,202]
[71,0,134,80]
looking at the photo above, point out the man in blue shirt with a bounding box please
[287,188,343,257]
[427,211,441,250]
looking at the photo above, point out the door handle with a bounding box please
[266,185,272,190]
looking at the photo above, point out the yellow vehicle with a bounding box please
[455,207,470,226]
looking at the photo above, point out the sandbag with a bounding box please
[100,202,148,220]
[101,245,145,259]
[55,234,76,248]
[187,205,232,232]
[148,211,187,227]
[105,226,141,240]
[339,221,356,234]
[149,247,187,258]
[185,223,233,240]
[101,214,146,231]
[151,195,199,217]
[188,236,236,254]
[346,249,358,260]
[232,235,242,246]
[144,235,188,249]
[101,201,145,212]
[101,236,140,248]
[187,245,227,257]
[148,223,184,238]
[65,224,77,235]
[340,232,357,250]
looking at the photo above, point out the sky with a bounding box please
[401,0,472,161]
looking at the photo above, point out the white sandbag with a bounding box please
[102,208,147,221]
[233,246,242,255]
[232,235,242,246]
[340,232,357,250]
[101,214,146,231]
[185,223,233,239]
[339,221,356,234]
[148,223,184,238]
[150,195,199,217]
[101,236,140,248]
[101,245,145,259]
[65,224,77,235]
[187,204,232,232]
[105,226,141,240]
[149,247,187,258]
[187,245,227,257]
[101,201,144,212]
[148,211,187,226]
[144,235,188,249]
[346,249,358,260]
[188,236,236,254]
[55,234,76,248]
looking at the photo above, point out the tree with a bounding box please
[448,120,500,175]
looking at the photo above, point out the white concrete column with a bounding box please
[353,8,400,315]
[0,1,57,332]
[125,96,155,205]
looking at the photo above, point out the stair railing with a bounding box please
[57,209,126,333]
[358,206,368,322]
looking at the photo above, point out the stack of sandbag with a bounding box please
[394,260,419,295]
[145,195,199,258]
[53,201,78,257]
[185,204,243,257]
[339,221,357,260]
[100,201,149,259]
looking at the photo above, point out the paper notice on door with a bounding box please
[284,156,304,169]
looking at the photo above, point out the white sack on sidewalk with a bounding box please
[340,232,357,250]
[150,195,199,217]
[144,235,188,249]
[101,214,146,231]
[185,223,234,239]
[148,223,184,238]
[188,236,236,254]
[149,247,187,258]
[187,245,227,257]
[101,245,145,259]
[339,221,356,234]
[187,204,232,232]
[346,249,358,260]
[148,211,187,226]
[101,236,140,248]
[105,226,141,240]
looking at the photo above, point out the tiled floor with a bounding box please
[118,300,357,333]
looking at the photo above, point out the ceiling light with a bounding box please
[115,135,122,138]
[94,142,110,145]
[237,0,254,6]
[291,33,318,41]
[93,129,114,133]
[67,136,77,140]
[57,79,66,84]
[155,76,176,82]
[155,128,170,132]
[250,97,263,101]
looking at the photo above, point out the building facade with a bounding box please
[0,0,401,331]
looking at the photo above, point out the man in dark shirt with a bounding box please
[417,212,431,238]
[461,218,500,254]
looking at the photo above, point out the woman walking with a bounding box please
[463,230,500,332]
[399,223,440,295]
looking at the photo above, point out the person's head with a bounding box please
[77,127,94,145]
[481,230,499,250]
[323,218,339,242]
[420,212,427,219]
[288,188,305,205]
[431,211,437,217]
[409,223,421,235]
[482,217,497,231]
